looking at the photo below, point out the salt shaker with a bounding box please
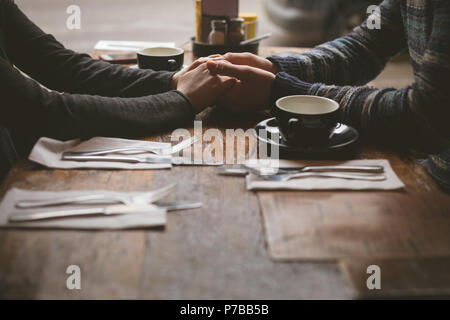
[208,20,227,45]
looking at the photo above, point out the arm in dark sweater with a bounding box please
[268,0,406,86]
[1,0,177,98]
[269,0,450,148]
[0,57,194,141]
[0,0,195,142]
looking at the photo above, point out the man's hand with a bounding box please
[209,52,280,74]
[207,60,275,113]
[171,57,208,90]
[176,62,237,114]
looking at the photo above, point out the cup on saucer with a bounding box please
[274,95,340,146]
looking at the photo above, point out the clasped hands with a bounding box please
[171,53,280,114]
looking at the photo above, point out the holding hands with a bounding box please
[206,58,275,112]
[171,58,237,114]
[172,53,279,114]
[211,52,279,75]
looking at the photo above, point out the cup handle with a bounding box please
[168,59,178,71]
[287,118,299,139]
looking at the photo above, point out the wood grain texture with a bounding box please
[258,192,450,261]
[139,166,351,299]
[0,46,437,299]
[0,164,156,299]
[339,257,450,299]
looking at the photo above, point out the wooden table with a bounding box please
[0,47,445,299]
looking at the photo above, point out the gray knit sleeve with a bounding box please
[268,0,406,86]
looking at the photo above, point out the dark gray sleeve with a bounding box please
[0,0,195,142]
[2,0,177,98]
[0,56,195,141]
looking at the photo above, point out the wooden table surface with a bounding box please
[0,46,445,299]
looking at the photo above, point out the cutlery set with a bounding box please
[11,202,203,223]
[16,183,176,208]
[218,164,387,181]
[11,136,388,223]
[62,154,223,166]
[10,137,223,223]
[64,136,196,157]
[61,137,223,166]
[12,184,202,223]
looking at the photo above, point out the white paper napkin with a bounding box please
[0,188,166,230]
[28,137,172,170]
[246,159,405,191]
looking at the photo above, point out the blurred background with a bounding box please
[16,0,376,53]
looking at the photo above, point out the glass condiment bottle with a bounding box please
[227,18,245,45]
[239,13,258,40]
[208,20,227,45]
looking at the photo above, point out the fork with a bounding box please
[248,165,384,175]
[63,136,197,157]
[219,164,385,177]
[15,184,176,209]
[258,172,387,182]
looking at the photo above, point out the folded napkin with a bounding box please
[246,159,405,191]
[28,137,172,170]
[0,188,166,230]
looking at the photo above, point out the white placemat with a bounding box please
[28,137,172,170]
[246,159,405,191]
[0,188,166,230]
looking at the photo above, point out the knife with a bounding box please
[9,204,160,222]
[62,154,172,163]
[62,154,223,166]
[10,201,203,223]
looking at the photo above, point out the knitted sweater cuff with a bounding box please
[267,56,306,78]
[270,72,313,107]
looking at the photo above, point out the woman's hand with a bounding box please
[175,62,237,114]
[209,52,279,75]
[207,60,275,113]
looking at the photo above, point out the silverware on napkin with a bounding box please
[255,172,387,182]
[10,201,203,223]
[64,136,197,157]
[62,153,172,163]
[9,204,159,222]
[61,136,223,165]
[218,164,385,176]
[61,154,223,166]
[15,184,176,208]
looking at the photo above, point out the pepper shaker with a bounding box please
[227,18,245,45]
